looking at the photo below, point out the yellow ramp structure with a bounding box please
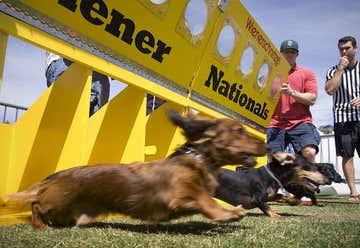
[0,0,289,225]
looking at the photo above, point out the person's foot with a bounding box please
[349,194,359,202]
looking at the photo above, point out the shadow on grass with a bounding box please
[246,212,305,218]
[247,212,360,220]
[79,220,250,235]
[270,199,360,205]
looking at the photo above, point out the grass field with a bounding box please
[0,196,359,248]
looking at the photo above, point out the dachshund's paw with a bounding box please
[215,206,246,222]
[233,204,246,218]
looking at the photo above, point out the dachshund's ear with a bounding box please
[272,152,296,166]
[167,109,215,141]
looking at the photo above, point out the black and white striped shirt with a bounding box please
[326,61,360,123]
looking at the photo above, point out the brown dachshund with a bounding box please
[1,110,268,230]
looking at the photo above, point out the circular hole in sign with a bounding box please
[149,0,167,4]
[184,0,208,35]
[257,63,269,88]
[270,75,282,98]
[217,25,235,57]
[240,46,255,75]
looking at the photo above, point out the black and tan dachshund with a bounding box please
[284,163,346,206]
[215,153,330,219]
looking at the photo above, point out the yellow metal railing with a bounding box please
[0,0,289,225]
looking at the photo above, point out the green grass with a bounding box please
[0,197,359,248]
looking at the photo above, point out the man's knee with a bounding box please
[301,146,317,162]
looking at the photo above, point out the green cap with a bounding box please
[280,40,299,52]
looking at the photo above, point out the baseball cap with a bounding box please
[280,40,299,52]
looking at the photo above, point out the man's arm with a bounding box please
[325,56,348,95]
[281,69,317,106]
[290,91,317,106]
[282,83,317,105]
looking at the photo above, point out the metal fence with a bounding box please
[0,101,27,123]
[317,133,360,185]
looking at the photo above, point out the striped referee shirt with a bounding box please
[326,61,360,123]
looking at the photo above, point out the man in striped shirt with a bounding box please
[325,36,359,202]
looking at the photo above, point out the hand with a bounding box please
[280,83,296,96]
[338,56,349,70]
[350,97,360,106]
[66,28,77,38]
[272,152,296,166]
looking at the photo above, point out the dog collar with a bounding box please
[171,145,219,169]
[264,165,286,194]
[174,145,200,155]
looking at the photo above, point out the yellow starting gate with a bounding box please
[0,0,289,225]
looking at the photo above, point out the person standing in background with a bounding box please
[267,39,320,164]
[325,36,359,202]
[45,52,110,116]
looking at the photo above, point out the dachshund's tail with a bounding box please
[0,182,42,215]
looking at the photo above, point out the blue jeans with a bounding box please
[45,58,110,115]
[266,122,320,155]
